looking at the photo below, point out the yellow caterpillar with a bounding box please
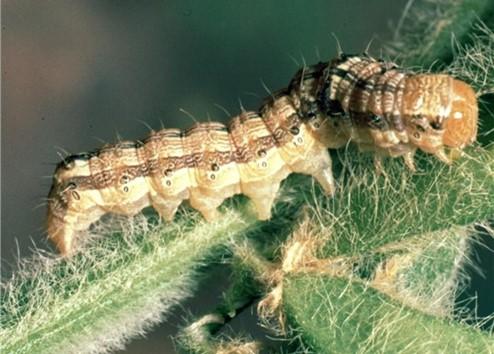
[47,53,478,255]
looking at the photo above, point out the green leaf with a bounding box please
[284,275,494,353]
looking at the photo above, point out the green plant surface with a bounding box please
[363,227,473,317]
[0,170,318,354]
[0,210,256,354]
[398,235,465,306]
[315,147,494,257]
[283,275,494,354]
[175,262,263,354]
[389,0,494,68]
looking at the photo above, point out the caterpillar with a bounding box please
[47,53,478,255]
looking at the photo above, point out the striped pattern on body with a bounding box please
[47,95,335,254]
[47,53,478,255]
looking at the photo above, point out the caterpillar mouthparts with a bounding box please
[47,53,478,255]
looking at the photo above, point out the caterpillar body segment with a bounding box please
[47,53,478,255]
[47,95,335,255]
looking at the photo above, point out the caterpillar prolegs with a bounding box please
[47,53,478,255]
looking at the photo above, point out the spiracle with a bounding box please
[47,53,478,255]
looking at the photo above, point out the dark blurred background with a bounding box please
[4,1,491,353]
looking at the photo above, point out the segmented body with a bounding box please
[47,53,478,255]
[305,54,477,167]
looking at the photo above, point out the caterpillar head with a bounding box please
[442,79,478,148]
[404,75,478,152]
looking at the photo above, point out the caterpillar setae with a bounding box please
[47,53,478,255]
